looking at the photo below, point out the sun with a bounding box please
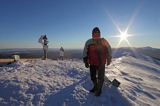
[119,30,133,42]
[112,29,132,47]
[120,31,129,40]
[119,30,131,46]
[105,6,139,47]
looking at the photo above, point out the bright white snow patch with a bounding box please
[0,57,159,106]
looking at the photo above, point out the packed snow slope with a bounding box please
[0,56,160,106]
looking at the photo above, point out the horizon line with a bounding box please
[0,46,159,50]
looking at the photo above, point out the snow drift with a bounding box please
[0,56,160,106]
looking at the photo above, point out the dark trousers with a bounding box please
[43,50,47,59]
[90,65,105,91]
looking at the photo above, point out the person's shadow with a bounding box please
[44,74,131,106]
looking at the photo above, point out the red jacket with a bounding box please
[83,38,112,65]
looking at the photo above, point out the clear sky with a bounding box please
[0,0,160,49]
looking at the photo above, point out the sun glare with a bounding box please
[120,31,129,40]
[112,29,132,47]
[105,3,143,47]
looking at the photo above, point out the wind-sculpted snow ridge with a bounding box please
[107,56,160,106]
[0,57,160,106]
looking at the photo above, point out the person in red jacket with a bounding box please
[83,27,112,96]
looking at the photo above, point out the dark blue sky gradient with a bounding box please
[0,0,160,48]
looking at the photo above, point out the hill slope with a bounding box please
[0,57,160,106]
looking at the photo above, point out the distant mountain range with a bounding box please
[0,47,160,61]
[0,48,82,60]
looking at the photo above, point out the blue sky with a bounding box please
[0,0,160,49]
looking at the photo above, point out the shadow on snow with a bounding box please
[45,75,130,106]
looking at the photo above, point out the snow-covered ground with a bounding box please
[0,56,160,106]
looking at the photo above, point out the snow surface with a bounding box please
[0,56,160,106]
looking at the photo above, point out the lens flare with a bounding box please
[104,1,143,47]
[114,29,132,47]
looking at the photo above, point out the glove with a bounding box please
[85,62,89,68]
[83,57,89,68]
[107,57,112,66]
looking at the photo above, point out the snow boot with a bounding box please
[95,90,102,96]
[90,81,97,93]
[90,86,97,93]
